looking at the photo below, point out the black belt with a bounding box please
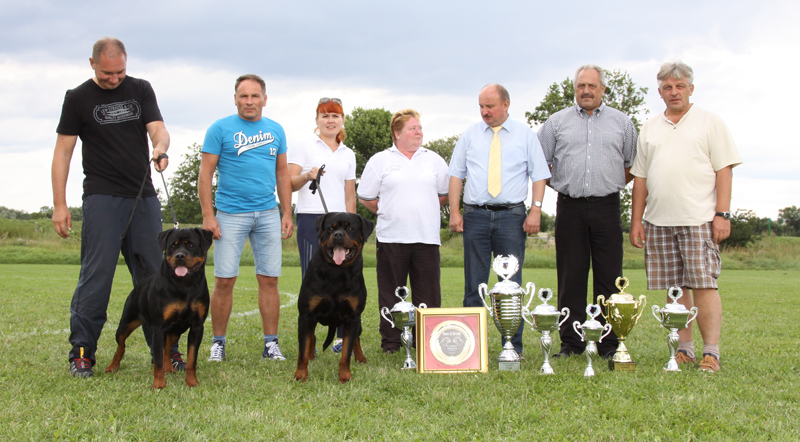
[467,202,525,211]
[559,192,618,202]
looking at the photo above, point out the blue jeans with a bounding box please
[462,204,527,353]
[213,208,282,278]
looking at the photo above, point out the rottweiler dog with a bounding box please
[105,227,213,389]
[294,212,374,383]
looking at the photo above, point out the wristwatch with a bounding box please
[532,201,542,208]
[714,211,731,220]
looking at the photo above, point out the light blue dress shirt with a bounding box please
[448,118,550,205]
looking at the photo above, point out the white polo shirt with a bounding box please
[287,133,356,214]
[631,105,742,226]
[357,146,449,245]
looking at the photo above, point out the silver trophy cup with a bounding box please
[573,304,613,377]
[522,288,570,375]
[478,255,534,372]
[380,286,427,370]
[651,287,699,372]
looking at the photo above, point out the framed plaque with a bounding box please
[417,307,488,373]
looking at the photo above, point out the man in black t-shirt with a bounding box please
[51,37,176,378]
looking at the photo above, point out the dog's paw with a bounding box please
[152,379,166,390]
[338,370,352,384]
[185,376,198,388]
[293,370,308,382]
[104,364,120,373]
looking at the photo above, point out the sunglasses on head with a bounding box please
[318,97,342,105]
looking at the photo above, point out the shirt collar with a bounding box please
[575,102,605,117]
[314,135,349,152]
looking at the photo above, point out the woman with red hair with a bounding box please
[288,98,356,352]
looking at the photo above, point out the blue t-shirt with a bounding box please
[202,114,287,213]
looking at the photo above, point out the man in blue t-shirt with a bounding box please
[199,74,294,362]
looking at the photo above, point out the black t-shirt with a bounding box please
[56,76,164,197]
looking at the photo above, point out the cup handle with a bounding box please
[478,283,493,317]
[523,282,536,312]
[521,307,533,327]
[380,306,395,329]
[572,321,585,342]
[686,306,699,326]
[598,323,613,343]
[651,305,662,323]
[596,295,608,321]
[558,307,570,328]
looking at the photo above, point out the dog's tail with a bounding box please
[322,326,336,351]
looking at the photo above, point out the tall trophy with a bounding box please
[572,305,613,377]
[651,287,699,372]
[597,277,646,371]
[478,255,534,372]
[521,288,569,375]
[380,286,427,370]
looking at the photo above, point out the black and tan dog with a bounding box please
[294,212,374,383]
[105,227,213,389]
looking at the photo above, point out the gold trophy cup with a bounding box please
[596,277,646,371]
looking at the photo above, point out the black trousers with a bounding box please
[555,192,621,355]
[376,241,442,351]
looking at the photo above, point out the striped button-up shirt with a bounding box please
[538,103,637,198]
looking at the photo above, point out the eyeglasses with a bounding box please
[318,97,342,105]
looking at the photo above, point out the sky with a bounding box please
[1,0,798,219]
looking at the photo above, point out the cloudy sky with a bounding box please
[1,0,797,219]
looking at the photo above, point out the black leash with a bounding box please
[120,153,178,240]
[307,164,328,214]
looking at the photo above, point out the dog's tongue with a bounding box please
[175,266,188,277]
[333,246,347,265]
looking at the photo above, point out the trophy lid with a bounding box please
[487,255,525,295]
[531,288,561,316]
[579,304,605,330]
[388,286,416,313]
[661,287,692,313]
[605,276,637,303]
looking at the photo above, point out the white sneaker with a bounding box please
[263,340,286,361]
[208,340,226,362]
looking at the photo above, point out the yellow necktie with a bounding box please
[488,126,502,198]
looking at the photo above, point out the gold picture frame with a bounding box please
[416,307,488,373]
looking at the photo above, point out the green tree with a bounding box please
[343,107,393,222]
[722,209,760,250]
[160,143,215,225]
[526,69,649,230]
[778,205,800,236]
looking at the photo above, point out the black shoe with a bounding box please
[599,349,617,360]
[552,348,581,358]
[70,358,94,378]
[382,348,399,355]
[170,352,187,371]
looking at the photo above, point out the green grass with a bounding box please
[0,264,798,441]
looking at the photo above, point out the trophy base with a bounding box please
[608,360,637,372]
[498,361,521,372]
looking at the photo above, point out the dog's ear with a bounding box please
[359,215,375,241]
[196,228,214,253]
[315,213,330,238]
[157,229,172,252]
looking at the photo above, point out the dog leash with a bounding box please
[308,164,328,214]
[120,153,179,240]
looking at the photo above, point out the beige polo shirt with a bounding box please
[631,105,742,226]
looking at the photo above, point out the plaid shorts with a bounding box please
[643,221,721,290]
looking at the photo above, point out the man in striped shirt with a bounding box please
[537,65,637,359]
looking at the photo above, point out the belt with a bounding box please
[467,202,525,211]
[559,192,618,202]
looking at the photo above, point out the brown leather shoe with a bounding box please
[674,350,697,365]
[698,354,721,373]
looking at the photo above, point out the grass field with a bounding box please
[1,264,798,441]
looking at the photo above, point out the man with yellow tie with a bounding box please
[448,83,550,357]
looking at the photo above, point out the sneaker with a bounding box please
[263,340,286,361]
[70,358,94,378]
[698,354,721,373]
[170,352,187,371]
[208,340,226,362]
[331,338,343,353]
[674,350,697,365]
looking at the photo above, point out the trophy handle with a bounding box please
[686,306,699,326]
[558,307,570,328]
[651,305,663,323]
[598,323,613,343]
[478,283,493,317]
[523,282,536,312]
[521,307,533,327]
[572,321,585,342]
[380,306,395,328]
[633,295,647,322]
[595,295,609,321]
